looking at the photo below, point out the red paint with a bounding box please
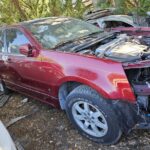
[0,25,136,109]
[123,60,150,69]
[113,27,150,36]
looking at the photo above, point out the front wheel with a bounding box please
[65,85,122,145]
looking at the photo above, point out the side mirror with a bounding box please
[19,44,37,57]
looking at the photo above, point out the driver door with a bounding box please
[4,28,45,99]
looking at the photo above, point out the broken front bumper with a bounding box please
[111,100,150,133]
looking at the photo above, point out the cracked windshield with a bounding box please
[25,17,100,49]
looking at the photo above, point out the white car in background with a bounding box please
[0,121,16,150]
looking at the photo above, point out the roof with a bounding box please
[20,16,72,26]
[0,17,73,29]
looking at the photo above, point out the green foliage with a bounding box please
[0,0,88,25]
[0,0,19,24]
[1,0,149,25]
[97,0,150,15]
[96,0,112,9]
[129,0,150,15]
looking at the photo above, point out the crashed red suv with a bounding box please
[1,17,150,145]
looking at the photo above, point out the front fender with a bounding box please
[57,76,111,99]
[57,61,136,103]
[41,51,136,103]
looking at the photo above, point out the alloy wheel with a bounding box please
[72,101,108,137]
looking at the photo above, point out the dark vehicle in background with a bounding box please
[1,17,150,144]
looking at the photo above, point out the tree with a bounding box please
[0,0,20,24]
[97,0,150,15]
[0,0,89,25]
[11,0,27,20]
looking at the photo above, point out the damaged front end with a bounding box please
[123,60,150,130]
[56,30,150,132]
[56,31,150,62]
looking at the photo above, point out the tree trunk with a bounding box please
[11,0,27,20]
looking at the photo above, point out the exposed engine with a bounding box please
[56,30,150,125]
[57,32,150,62]
[58,31,150,111]
[95,34,149,62]
[125,67,150,111]
[55,31,150,112]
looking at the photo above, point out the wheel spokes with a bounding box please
[91,123,99,134]
[84,102,89,112]
[72,101,108,137]
[83,121,90,129]
[75,104,84,114]
[74,114,84,120]
[95,120,107,130]
[92,111,101,118]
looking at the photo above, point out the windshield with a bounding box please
[24,17,101,49]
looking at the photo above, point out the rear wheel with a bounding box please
[65,85,122,145]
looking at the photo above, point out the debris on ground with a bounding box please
[21,98,28,104]
[6,115,30,128]
[14,139,24,150]
[1,93,150,149]
[0,91,3,96]
[0,93,11,107]
[6,107,39,128]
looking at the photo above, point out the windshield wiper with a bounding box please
[53,31,102,49]
[70,32,115,52]
[80,30,102,38]
[53,38,77,49]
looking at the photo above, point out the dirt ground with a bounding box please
[1,93,150,150]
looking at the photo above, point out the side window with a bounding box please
[0,30,4,53]
[6,29,30,54]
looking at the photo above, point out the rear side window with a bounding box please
[0,30,4,53]
[6,29,30,54]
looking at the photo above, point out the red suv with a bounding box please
[1,17,150,145]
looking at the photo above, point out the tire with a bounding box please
[0,81,11,95]
[65,85,122,145]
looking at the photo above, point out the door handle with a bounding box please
[7,58,12,63]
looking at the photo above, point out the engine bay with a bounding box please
[56,31,150,62]
[95,34,149,62]
[125,67,150,111]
